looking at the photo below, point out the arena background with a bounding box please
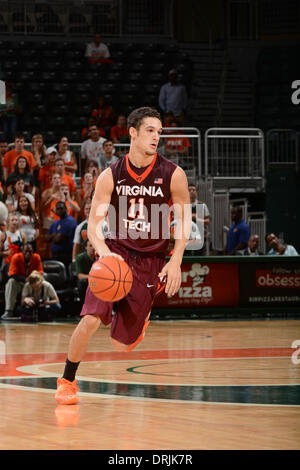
[0,0,299,319]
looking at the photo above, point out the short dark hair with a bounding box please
[14,133,25,141]
[127,107,161,132]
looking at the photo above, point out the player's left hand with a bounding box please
[158,261,182,297]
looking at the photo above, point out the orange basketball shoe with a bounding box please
[55,378,80,405]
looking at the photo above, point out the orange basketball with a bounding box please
[88,256,133,302]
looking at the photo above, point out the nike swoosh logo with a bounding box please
[117,179,126,184]
[147,284,154,288]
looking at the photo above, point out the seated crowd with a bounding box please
[0,119,298,321]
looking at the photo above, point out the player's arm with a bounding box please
[87,168,121,259]
[159,167,191,297]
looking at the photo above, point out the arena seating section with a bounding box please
[0,39,193,143]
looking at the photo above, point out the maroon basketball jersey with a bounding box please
[107,152,177,253]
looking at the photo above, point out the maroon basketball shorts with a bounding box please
[80,239,166,349]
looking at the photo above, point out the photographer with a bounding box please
[18,271,61,322]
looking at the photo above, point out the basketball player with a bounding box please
[55,107,191,404]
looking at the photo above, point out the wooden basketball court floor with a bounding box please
[0,317,299,450]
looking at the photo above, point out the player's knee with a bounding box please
[81,314,101,333]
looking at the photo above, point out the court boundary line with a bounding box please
[0,380,299,407]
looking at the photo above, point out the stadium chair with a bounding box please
[74,82,94,93]
[34,104,47,116]
[121,83,140,94]
[106,72,122,83]
[24,61,41,72]
[48,82,69,94]
[2,59,21,72]
[68,61,85,72]
[46,115,66,129]
[66,130,81,142]
[44,131,58,144]
[40,71,58,82]
[27,81,47,93]
[19,49,38,59]
[53,105,69,116]
[42,260,73,314]
[72,93,92,105]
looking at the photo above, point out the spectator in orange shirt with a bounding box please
[81,117,106,142]
[53,158,77,198]
[164,121,191,157]
[91,95,116,129]
[110,115,128,143]
[37,146,57,193]
[0,139,9,184]
[1,243,43,321]
[2,133,37,181]
[40,174,80,230]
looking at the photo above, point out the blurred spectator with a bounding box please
[110,115,129,143]
[240,234,262,256]
[0,180,3,201]
[54,158,77,197]
[266,233,299,256]
[85,33,111,63]
[59,182,80,220]
[81,117,106,142]
[40,174,79,231]
[15,195,39,250]
[77,172,94,213]
[30,133,47,169]
[5,155,36,196]
[164,121,191,157]
[0,83,19,143]
[159,69,188,126]
[1,243,43,321]
[169,218,202,256]
[99,139,118,170]
[37,146,57,193]
[189,183,210,256]
[0,201,8,231]
[0,212,26,267]
[225,206,250,255]
[5,178,35,212]
[0,139,9,183]
[18,270,61,322]
[56,136,78,180]
[163,110,176,129]
[81,160,100,187]
[72,198,91,262]
[2,133,36,181]
[40,173,64,231]
[80,124,106,174]
[75,239,96,305]
[45,201,77,268]
[91,95,116,130]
